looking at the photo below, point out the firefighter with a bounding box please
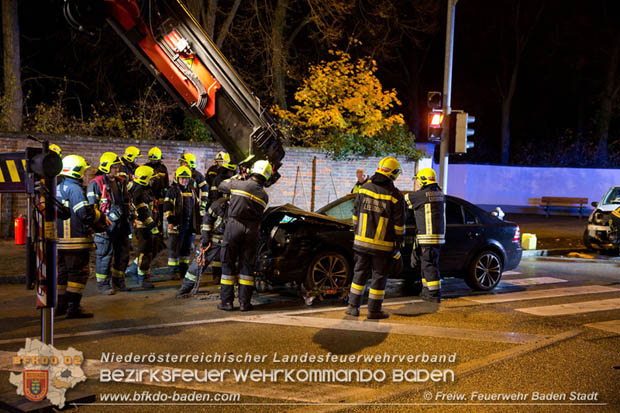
[164,166,201,279]
[211,158,237,202]
[179,153,208,214]
[145,147,169,234]
[350,169,370,194]
[129,165,159,289]
[56,155,106,318]
[206,151,227,195]
[176,194,228,298]
[207,152,234,205]
[345,156,405,320]
[119,146,142,181]
[49,144,62,157]
[404,168,446,303]
[217,160,271,311]
[87,152,131,295]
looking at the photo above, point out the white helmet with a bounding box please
[250,160,272,180]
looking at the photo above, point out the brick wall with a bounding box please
[0,133,432,237]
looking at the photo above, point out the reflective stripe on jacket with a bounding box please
[405,184,446,245]
[56,177,98,250]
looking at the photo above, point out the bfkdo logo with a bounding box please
[23,370,49,402]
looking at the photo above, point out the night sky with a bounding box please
[6,0,620,167]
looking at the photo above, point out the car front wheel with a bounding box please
[465,250,502,291]
[303,251,352,304]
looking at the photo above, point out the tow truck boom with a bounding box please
[63,0,285,185]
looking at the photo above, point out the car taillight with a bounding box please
[513,225,520,243]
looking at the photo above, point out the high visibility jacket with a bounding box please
[163,182,201,233]
[352,175,405,255]
[191,169,209,211]
[202,197,228,243]
[144,161,169,203]
[130,184,157,230]
[56,177,101,250]
[209,168,235,204]
[87,173,129,218]
[351,178,370,194]
[118,159,137,181]
[405,183,446,245]
[218,177,268,224]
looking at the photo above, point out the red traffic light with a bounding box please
[429,112,444,127]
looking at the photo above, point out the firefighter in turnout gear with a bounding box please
[119,146,142,181]
[176,195,229,298]
[206,151,228,195]
[346,157,405,320]
[129,165,159,289]
[49,144,62,157]
[56,155,105,318]
[217,160,271,311]
[88,152,132,295]
[404,167,446,303]
[145,147,169,234]
[164,166,201,279]
[207,152,236,205]
[179,153,208,214]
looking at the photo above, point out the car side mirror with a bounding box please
[591,201,598,208]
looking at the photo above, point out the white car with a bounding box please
[584,186,620,252]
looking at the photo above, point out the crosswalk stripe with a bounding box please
[584,319,620,334]
[499,277,567,287]
[502,270,521,276]
[466,285,619,304]
[517,298,620,316]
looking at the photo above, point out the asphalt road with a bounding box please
[0,255,619,412]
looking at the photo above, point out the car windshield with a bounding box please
[320,198,354,221]
[601,187,620,205]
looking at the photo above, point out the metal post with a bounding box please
[439,0,457,192]
[40,176,57,345]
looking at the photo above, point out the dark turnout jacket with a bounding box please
[218,177,268,225]
[404,183,446,245]
[352,174,405,255]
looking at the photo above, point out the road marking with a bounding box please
[231,314,548,344]
[517,298,620,316]
[502,270,521,276]
[585,319,620,334]
[465,285,619,304]
[499,277,567,286]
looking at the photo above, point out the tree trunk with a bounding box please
[216,0,242,48]
[594,40,620,166]
[500,59,519,164]
[2,0,23,132]
[271,0,288,110]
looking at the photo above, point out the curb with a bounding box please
[522,248,589,257]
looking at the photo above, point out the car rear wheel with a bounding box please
[465,251,502,291]
[303,251,352,305]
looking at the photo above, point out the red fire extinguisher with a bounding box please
[14,216,26,245]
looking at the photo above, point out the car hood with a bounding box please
[595,204,619,212]
[265,203,352,227]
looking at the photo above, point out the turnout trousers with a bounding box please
[168,220,194,277]
[220,218,259,308]
[95,230,130,282]
[184,242,222,285]
[57,249,90,308]
[132,228,154,279]
[420,245,441,299]
[348,252,391,313]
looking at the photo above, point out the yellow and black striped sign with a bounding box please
[0,152,27,193]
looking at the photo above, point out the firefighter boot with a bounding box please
[55,294,68,317]
[218,283,235,311]
[367,298,389,320]
[66,292,94,319]
[97,278,116,295]
[345,305,360,317]
[179,262,189,279]
[420,287,441,303]
[112,276,131,292]
[137,274,155,289]
[239,284,254,312]
[175,278,196,299]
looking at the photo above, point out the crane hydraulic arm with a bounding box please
[63,0,285,185]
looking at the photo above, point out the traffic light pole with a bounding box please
[439,0,457,193]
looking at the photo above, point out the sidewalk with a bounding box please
[504,213,585,250]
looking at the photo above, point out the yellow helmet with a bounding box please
[250,160,272,180]
[222,160,237,171]
[414,167,437,187]
[148,147,163,160]
[133,165,156,186]
[179,153,197,169]
[376,156,401,181]
[49,144,62,157]
[215,151,230,163]
[98,152,121,173]
[123,146,142,162]
[60,155,90,179]
[175,165,192,181]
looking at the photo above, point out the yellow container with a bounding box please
[521,233,537,250]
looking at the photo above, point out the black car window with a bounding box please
[463,207,478,225]
[446,201,463,225]
[323,198,354,220]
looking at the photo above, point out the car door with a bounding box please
[441,200,484,273]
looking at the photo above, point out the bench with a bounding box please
[540,197,588,218]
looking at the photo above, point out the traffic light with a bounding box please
[427,111,444,143]
[450,111,475,153]
[427,91,442,110]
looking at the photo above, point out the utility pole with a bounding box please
[439,0,457,192]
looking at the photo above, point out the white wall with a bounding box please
[446,164,620,213]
